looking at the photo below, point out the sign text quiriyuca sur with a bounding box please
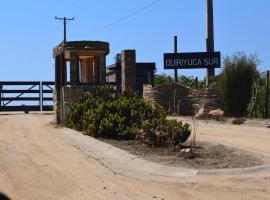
[164,52,221,69]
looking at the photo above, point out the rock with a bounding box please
[181,149,186,153]
[208,109,224,121]
[181,148,191,153]
[171,112,178,116]
[232,118,246,125]
[194,106,208,119]
[185,148,191,153]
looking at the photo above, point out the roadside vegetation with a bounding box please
[247,71,270,118]
[154,74,205,89]
[218,53,259,117]
[154,53,269,119]
[218,52,269,118]
[66,86,191,148]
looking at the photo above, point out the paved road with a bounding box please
[0,113,270,200]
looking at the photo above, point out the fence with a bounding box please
[0,81,55,112]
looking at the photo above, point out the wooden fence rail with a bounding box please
[0,81,55,112]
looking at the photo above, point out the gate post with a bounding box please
[40,82,43,112]
[121,50,136,92]
[0,84,2,107]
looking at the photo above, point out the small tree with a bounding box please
[219,53,259,117]
[154,74,172,86]
[247,71,270,118]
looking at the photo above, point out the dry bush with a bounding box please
[232,118,246,125]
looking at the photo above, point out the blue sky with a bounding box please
[0,0,269,81]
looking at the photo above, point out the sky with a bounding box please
[0,0,269,81]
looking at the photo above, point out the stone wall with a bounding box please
[55,86,98,124]
[143,83,223,115]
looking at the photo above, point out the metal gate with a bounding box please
[0,81,54,112]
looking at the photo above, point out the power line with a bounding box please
[31,61,55,81]
[74,0,161,38]
[55,16,75,42]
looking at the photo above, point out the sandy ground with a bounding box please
[104,139,264,169]
[0,113,270,200]
[172,116,270,158]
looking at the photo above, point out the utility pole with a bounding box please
[55,16,75,43]
[206,0,215,86]
[174,36,178,83]
[266,70,269,119]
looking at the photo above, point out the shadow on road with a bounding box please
[0,193,11,200]
[0,112,53,116]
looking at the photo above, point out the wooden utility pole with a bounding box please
[174,36,178,83]
[266,70,269,119]
[206,0,215,86]
[55,16,75,43]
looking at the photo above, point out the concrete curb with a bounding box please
[197,164,270,176]
[58,127,270,182]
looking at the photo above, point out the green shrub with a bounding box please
[65,86,191,148]
[140,119,191,148]
[219,53,259,117]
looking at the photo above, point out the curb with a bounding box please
[197,164,270,176]
[58,127,270,182]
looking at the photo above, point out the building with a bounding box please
[53,43,155,123]
[106,52,156,93]
[53,40,110,123]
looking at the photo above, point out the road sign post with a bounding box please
[266,70,269,119]
[174,36,178,83]
[206,0,215,85]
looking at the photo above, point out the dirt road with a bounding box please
[0,113,270,200]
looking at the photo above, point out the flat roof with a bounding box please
[53,41,110,57]
[107,63,156,71]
